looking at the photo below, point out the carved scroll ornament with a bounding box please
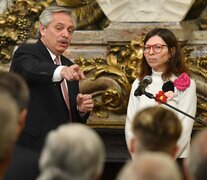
[76,39,143,120]
[184,47,207,128]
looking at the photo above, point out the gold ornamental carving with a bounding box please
[76,39,143,121]
[0,0,53,64]
[184,47,207,129]
[0,0,108,65]
[0,0,206,128]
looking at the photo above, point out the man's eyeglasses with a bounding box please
[143,44,168,54]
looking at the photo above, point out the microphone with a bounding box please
[162,81,174,92]
[134,75,152,96]
[143,87,207,127]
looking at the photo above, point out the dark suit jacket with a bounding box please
[10,39,89,152]
[3,145,40,180]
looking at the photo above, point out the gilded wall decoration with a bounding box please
[0,0,206,64]
[183,47,207,128]
[0,0,53,64]
[75,39,143,123]
[56,0,109,30]
[0,0,109,65]
[0,0,207,128]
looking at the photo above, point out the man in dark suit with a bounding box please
[5,5,93,180]
[9,6,94,153]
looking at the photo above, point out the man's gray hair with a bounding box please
[36,6,76,38]
[0,90,18,162]
[37,123,105,180]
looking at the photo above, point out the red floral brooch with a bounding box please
[174,73,191,90]
[155,73,191,104]
[155,91,167,104]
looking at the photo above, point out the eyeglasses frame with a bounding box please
[143,44,168,54]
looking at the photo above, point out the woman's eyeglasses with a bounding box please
[143,44,168,54]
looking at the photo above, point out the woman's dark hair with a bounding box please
[139,28,189,81]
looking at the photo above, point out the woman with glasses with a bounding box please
[125,28,197,161]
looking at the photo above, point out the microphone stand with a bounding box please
[143,91,207,127]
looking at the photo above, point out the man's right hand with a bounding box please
[60,64,85,80]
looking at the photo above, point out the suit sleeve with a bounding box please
[10,45,58,83]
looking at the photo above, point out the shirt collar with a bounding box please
[47,48,57,62]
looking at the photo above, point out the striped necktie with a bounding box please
[54,56,71,121]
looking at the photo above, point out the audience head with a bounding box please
[116,152,182,180]
[0,71,29,111]
[130,106,182,158]
[185,128,207,180]
[37,123,105,180]
[0,71,29,137]
[0,90,19,167]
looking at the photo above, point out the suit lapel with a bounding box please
[35,39,54,63]
[60,55,72,66]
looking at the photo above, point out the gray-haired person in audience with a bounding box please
[0,71,40,180]
[183,128,207,180]
[116,152,182,180]
[129,106,182,159]
[0,71,29,137]
[0,90,19,179]
[36,123,105,180]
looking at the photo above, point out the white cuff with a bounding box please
[52,66,65,82]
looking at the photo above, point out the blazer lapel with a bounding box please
[35,39,54,63]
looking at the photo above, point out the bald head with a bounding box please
[116,152,182,180]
